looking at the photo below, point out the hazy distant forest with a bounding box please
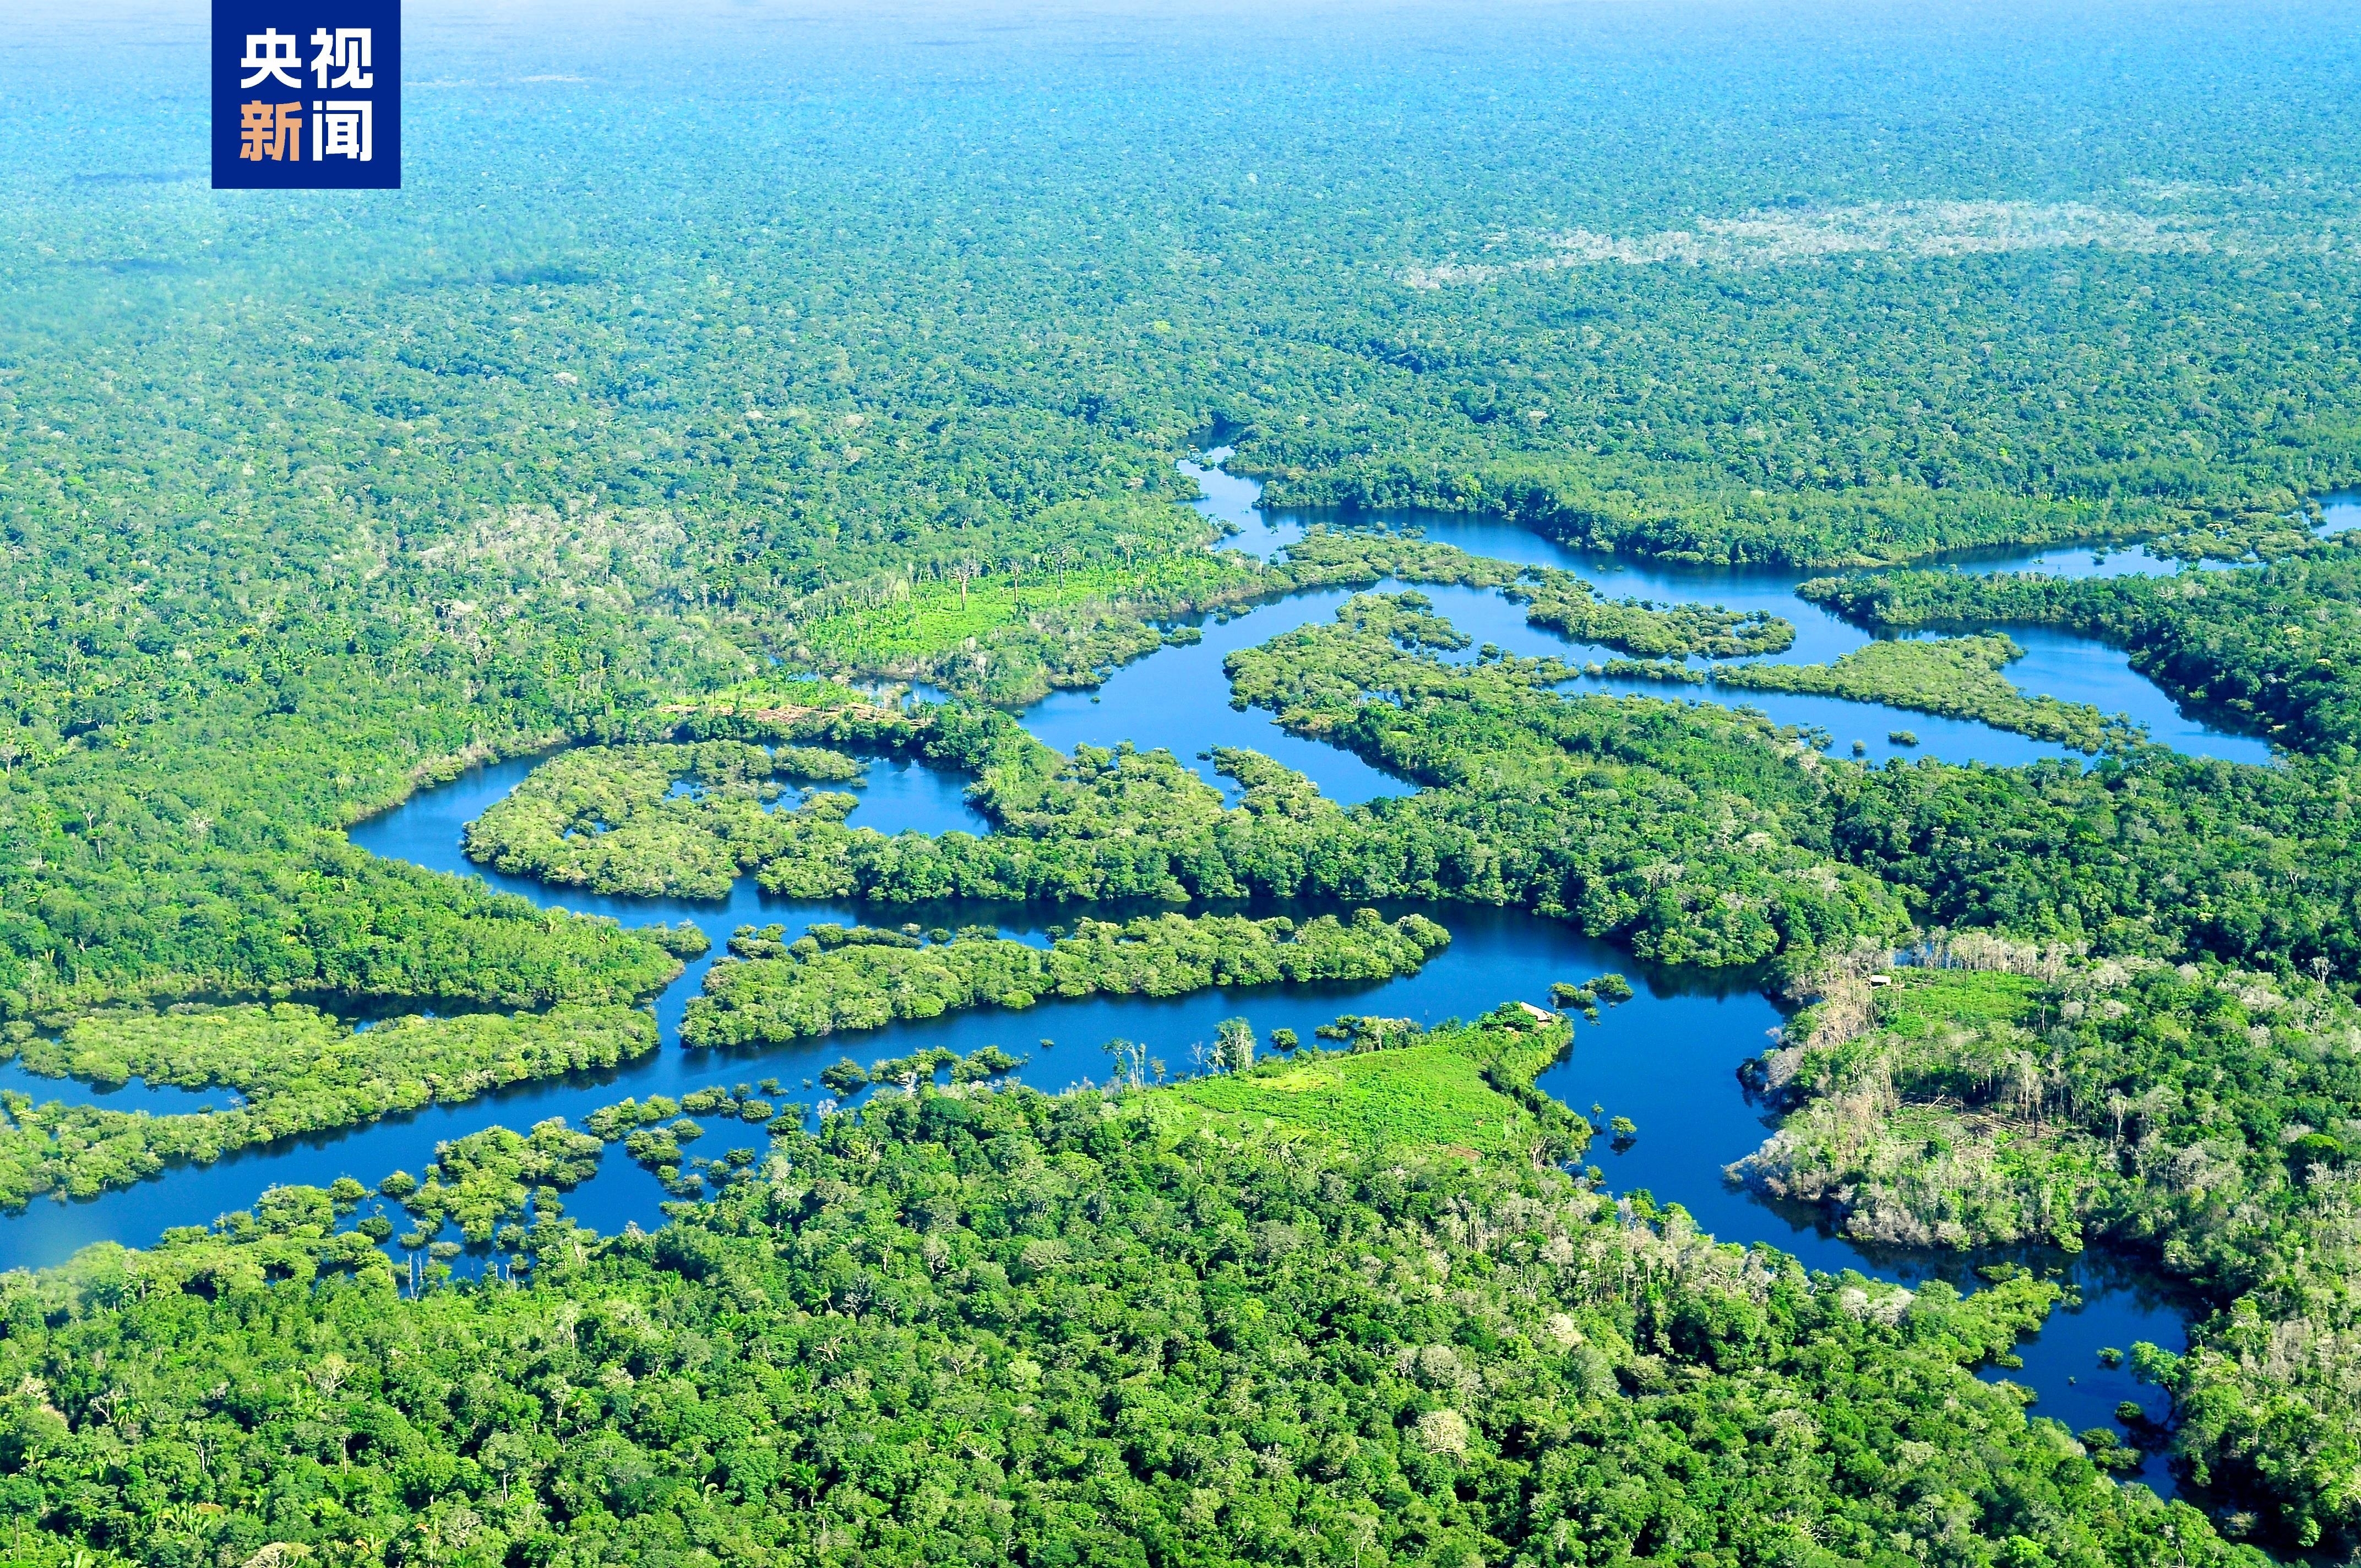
[1,1,2360,1562]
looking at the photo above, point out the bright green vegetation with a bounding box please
[497,641,1900,974]
[1734,953,2361,1547]
[1734,963,2115,1252]
[584,1078,868,1201]
[0,1014,2261,1567]
[770,744,866,783]
[0,808,683,1021]
[391,1118,609,1245]
[1551,971,1635,1017]
[585,1093,706,1192]
[764,521,1803,707]
[466,594,2361,1544]
[1595,633,2121,749]
[1269,527,1799,658]
[0,2,2349,1028]
[1804,543,2361,754]
[779,499,1256,704]
[2,3,2359,1555]
[1158,1006,1589,1160]
[1226,595,1913,966]
[681,909,1450,1049]
[686,589,2361,986]
[463,739,830,898]
[769,514,1796,707]
[586,1088,786,1199]
[1225,595,2361,979]
[0,1003,652,1211]
[1517,578,1794,659]
[583,1092,687,1145]
[758,597,1903,968]
[1825,747,2361,976]
[1708,634,2120,752]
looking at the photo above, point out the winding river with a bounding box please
[4,466,2347,1488]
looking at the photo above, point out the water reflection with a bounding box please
[840,754,992,836]
[6,460,2296,1490]
[1537,974,2188,1490]
[0,1058,226,1113]
[1252,497,2274,767]
[1022,586,1416,805]
[0,749,2196,1488]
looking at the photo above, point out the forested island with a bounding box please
[2,0,2360,1561]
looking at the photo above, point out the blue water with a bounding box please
[1412,510,2270,766]
[1190,446,1297,559]
[1537,982,2186,1487]
[4,472,2284,1486]
[1025,586,1419,805]
[840,753,993,836]
[0,1058,227,1113]
[1204,461,2288,769]
[1176,475,2083,775]
[674,743,988,836]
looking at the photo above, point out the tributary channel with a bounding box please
[5,466,2351,1487]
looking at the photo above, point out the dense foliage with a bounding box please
[391,1118,611,1249]
[1710,635,2119,752]
[0,1029,2260,1568]
[1268,529,1800,660]
[2,1,2359,1554]
[1804,543,2361,754]
[3,0,2357,1009]
[682,910,1451,1050]
[1733,948,2361,1548]
[781,522,1807,706]
[1823,750,2361,977]
[703,597,1896,968]
[580,589,2361,996]
[0,1003,654,1210]
[465,739,831,899]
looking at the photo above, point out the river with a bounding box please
[3,465,2329,1488]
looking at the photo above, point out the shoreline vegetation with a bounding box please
[0,1004,656,1212]
[1802,548,2361,755]
[427,586,2361,1550]
[467,608,1912,973]
[471,578,2361,995]
[0,1002,2264,1565]
[1599,633,2128,752]
[5,7,2361,1555]
[1736,941,2361,1545]
[782,522,1803,708]
[681,910,1452,1049]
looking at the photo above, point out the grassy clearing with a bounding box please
[789,556,1260,671]
[1152,1008,1577,1160]
[1877,966,2047,1033]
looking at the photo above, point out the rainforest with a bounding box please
[2,0,2360,1561]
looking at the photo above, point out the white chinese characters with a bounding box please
[313,100,374,162]
[238,28,303,89]
[221,14,393,186]
[309,28,373,90]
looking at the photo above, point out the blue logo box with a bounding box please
[213,0,400,189]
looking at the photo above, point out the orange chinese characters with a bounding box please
[238,101,304,162]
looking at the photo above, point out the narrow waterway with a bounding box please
[1183,450,2314,772]
[3,466,2311,1488]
